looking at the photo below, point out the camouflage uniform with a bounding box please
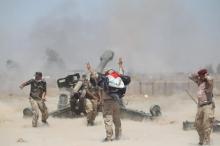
[102,68,125,141]
[102,92,121,140]
[83,77,100,125]
[85,96,98,125]
[87,59,126,141]
[189,73,215,145]
[21,79,48,127]
[71,76,100,125]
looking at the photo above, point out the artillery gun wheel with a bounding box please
[150,105,161,117]
[23,107,33,117]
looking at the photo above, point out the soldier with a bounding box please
[87,58,128,141]
[189,69,215,145]
[82,73,100,126]
[70,73,100,125]
[20,72,48,127]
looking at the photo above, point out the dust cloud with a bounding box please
[1,0,220,92]
[1,0,220,74]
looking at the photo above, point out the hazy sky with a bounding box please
[1,0,220,73]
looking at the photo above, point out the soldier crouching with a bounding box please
[82,74,101,126]
[70,74,100,125]
[20,72,48,127]
[84,90,99,126]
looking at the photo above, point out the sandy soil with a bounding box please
[0,91,219,146]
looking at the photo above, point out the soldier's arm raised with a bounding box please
[118,57,125,75]
[19,79,33,89]
[86,63,98,79]
[188,73,199,85]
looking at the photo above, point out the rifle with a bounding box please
[185,89,197,104]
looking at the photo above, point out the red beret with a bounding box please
[198,69,208,76]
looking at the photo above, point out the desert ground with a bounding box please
[0,88,219,146]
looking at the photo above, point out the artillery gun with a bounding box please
[183,120,220,132]
[23,50,161,121]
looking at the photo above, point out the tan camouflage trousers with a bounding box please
[103,100,121,140]
[195,103,215,145]
[85,98,98,125]
[29,98,48,127]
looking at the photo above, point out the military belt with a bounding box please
[199,101,213,107]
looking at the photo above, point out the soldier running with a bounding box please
[20,72,48,127]
[189,69,215,145]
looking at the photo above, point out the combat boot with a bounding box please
[115,127,122,140]
[87,121,94,126]
[42,120,49,125]
[203,141,210,146]
[32,120,38,127]
[32,122,37,128]
[102,137,113,142]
